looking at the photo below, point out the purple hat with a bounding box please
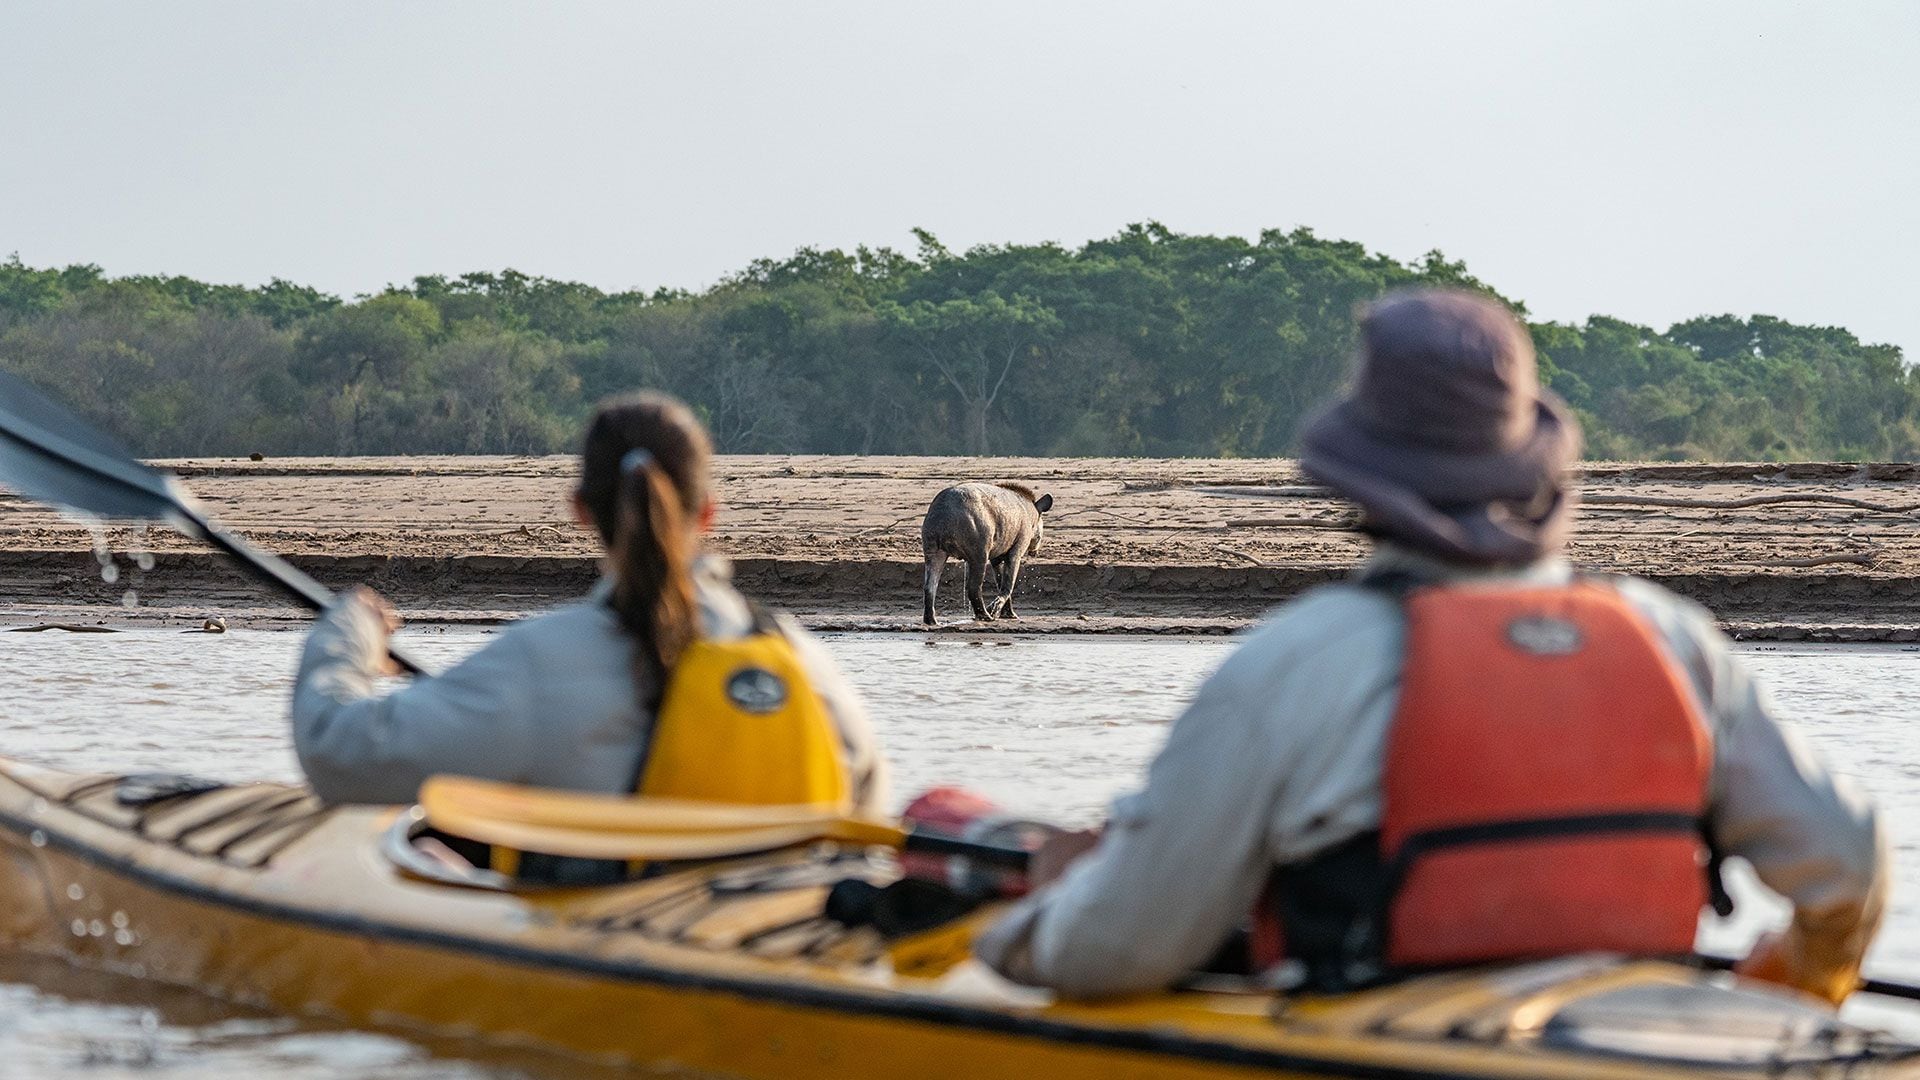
[1299,289,1581,566]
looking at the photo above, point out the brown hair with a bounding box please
[578,393,714,684]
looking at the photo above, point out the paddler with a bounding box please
[289,392,887,817]
[975,289,1885,1005]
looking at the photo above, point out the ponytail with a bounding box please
[609,448,700,682]
[578,392,714,704]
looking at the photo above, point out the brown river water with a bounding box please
[0,628,1917,1077]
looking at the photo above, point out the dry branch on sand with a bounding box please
[1584,493,1920,514]
[1224,516,1361,530]
[1727,551,1883,569]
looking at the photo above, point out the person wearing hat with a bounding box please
[974,289,1884,1004]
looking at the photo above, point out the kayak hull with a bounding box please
[0,759,1909,1080]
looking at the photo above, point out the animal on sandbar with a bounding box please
[921,482,1053,626]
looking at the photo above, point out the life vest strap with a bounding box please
[1385,810,1703,886]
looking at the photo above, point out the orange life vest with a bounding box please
[1254,579,1715,981]
[1379,580,1713,968]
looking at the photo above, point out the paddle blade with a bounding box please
[0,370,426,673]
[0,370,185,521]
[416,776,1029,867]
[419,776,905,861]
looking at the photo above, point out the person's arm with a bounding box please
[1710,658,1885,1004]
[778,615,891,816]
[1625,582,1886,1004]
[973,662,1282,998]
[291,590,542,804]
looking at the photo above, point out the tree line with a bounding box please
[1,224,1912,461]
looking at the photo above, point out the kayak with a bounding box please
[0,757,1913,1080]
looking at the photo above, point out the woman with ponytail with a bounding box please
[289,392,887,818]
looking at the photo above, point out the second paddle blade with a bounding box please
[0,370,184,521]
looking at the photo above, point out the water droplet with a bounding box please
[100,562,120,585]
[29,830,46,848]
[29,797,47,816]
[129,963,146,979]
[66,883,84,901]
[114,929,135,946]
[111,911,128,929]
[121,589,139,609]
[70,919,86,937]
[88,919,106,937]
[135,552,156,571]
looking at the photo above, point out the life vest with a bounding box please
[474,617,850,883]
[1259,579,1714,981]
[1385,580,1713,966]
[635,616,852,811]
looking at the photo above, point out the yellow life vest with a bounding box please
[634,621,852,812]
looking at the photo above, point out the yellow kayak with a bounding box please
[0,757,1912,1079]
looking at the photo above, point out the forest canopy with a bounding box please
[1,224,1911,462]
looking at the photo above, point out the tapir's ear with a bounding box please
[1035,493,1053,513]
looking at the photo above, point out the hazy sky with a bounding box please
[3,2,1915,355]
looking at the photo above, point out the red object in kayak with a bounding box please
[900,787,1046,898]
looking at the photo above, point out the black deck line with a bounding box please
[0,804,1543,1080]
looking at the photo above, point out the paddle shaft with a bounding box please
[181,503,427,675]
[1860,975,1920,1002]
[1698,952,1920,1003]
[903,827,1031,870]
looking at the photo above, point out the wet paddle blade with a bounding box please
[0,370,189,522]
[0,370,427,674]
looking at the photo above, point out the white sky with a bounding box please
[2,2,1915,356]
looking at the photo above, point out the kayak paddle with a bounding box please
[0,370,425,674]
[1695,951,1920,1005]
[419,775,1032,867]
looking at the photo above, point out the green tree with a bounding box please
[879,292,1062,455]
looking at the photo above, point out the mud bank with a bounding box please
[3,455,1918,640]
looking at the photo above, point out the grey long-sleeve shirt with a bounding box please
[290,560,889,813]
[975,548,1885,999]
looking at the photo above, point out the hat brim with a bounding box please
[1299,392,1581,565]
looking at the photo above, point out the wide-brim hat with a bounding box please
[1299,290,1582,566]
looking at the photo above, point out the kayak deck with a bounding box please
[0,758,1912,1080]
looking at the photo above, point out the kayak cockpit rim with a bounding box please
[382,805,514,891]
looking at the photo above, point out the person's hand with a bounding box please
[1736,930,1794,987]
[1737,928,1862,1006]
[343,586,403,673]
[1027,826,1102,890]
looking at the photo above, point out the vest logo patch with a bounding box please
[726,667,789,714]
[1506,615,1583,656]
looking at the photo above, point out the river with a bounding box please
[0,629,1915,1077]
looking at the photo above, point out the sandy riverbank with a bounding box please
[3,455,1918,640]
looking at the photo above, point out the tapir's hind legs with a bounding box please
[964,555,993,621]
[994,549,1027,619]
[922,550,949,626]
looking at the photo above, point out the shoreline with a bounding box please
[3,549,1916,643]
[4,455,1918,642]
